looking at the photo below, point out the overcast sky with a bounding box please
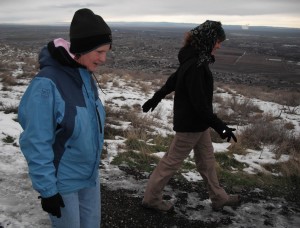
[0,0,300,28]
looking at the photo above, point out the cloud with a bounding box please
[102,0,300,16]
[0,0,299,28]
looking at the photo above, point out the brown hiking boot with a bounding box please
[212,194,241,211]
[142,200,174,213]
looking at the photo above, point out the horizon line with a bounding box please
[0,21,300,30]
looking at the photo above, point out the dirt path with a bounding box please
[100,167,300,228]
[101,186,224,228]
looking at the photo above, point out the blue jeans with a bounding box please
[49,179,100,228]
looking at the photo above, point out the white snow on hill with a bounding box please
[0,73,300,227]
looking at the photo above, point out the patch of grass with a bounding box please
[125,136,170,154]
[218,82,300,107]
[181,160,196,171]
[148,142,168,153]
[139,81,151,94]
[220,170,300,202]
[215,152,247,171]
[215,158,300,202]
[215,95,262,125]
[125,138,148,151]
[150,134,173,152]
[218,170,261,188]
[1,74,18,86]
[263,156,300,177]
[262,163,283,175]
[114,130,178,173]
[106,105,155,133]
[111,150,160,172]
[240,117,277,149]
[2,135,15,144]
[123,128,172,153]
[227,142,248,155]
[240,116,299,156]
[104,125,125,139]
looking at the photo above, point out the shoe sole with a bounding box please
[141,203,174,213]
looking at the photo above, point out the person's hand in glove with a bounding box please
[142,97,161,112]
[39,193,65,218]
[220,126,237,142]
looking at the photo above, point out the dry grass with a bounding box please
[262,152,300,177]
[138,81,151,94]
[214,94,262,125]
[216,82,300,107]
[19,57,38,79]
[105,105,158,137]
[239,115,299,157]
[278,154,300,176]
[97,73,112,87]
[227,141,249,156]
[1,74,18,86]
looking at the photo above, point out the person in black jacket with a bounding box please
[141,20,240,212]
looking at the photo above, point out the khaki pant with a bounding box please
[143,130,228,205]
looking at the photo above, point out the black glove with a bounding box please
[39,193,65,218]
[219,126,237,142]
[142,97,161,112]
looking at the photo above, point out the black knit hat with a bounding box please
[69,8,112,54]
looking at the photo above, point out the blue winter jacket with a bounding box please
[18,39,105,198]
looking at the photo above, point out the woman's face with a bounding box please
[211,40,222,55]
[77,44,110,72]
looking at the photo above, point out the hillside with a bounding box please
[0,25,300,227]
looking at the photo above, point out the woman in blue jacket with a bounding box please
[18,8,112,228]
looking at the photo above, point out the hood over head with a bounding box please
[189,20,225,66]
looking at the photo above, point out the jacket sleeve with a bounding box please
[152,58,197,101]
[151,69,178,101]
[185,66,226,133]
[18,77,60,197]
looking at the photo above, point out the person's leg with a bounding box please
[143,132,201,209]
[49,192,80,228]
[193,129,228,203]
[79,178,100,228]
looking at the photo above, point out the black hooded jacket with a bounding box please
[152,45,226,133]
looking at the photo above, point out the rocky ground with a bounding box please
[100,166,300,228]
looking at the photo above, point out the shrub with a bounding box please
[215,95,262,125]
[239,115,299,156]
[1,74,18,86]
